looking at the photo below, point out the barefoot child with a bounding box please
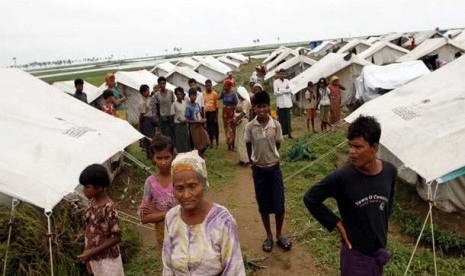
[305,81,318,133]
[245,90,292,253]
[138,134,178,256]
[317,78,331,132]
[185,88,210,158]
[78,164,124,276]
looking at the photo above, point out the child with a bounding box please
[138,134,178,256]
[101,89,116,116]
[317,78,331,132]
[170,87,191,153]
[185,88,210,158]
[305,81,318,133]
[78,164,124,276]
[139,84,156,158]
[245,90,292,253]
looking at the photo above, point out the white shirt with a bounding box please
[319,88,331,106]
[273,78,293,108]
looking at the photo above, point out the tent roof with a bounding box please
[381,32,409,42]
[264,55,316,81]
[366,36,381,44]
[165,66,217,86]
[217,56,241,68]
[396,37,465,62]
[266,48,299,71]
[263,46,289,64]
[97,70,176,95]
[453,31,465,45]
[402,30,442,47]
[358,41,410,60]
[225,53,248,62]
[175,57,199,69]
[194,56,231,75]
[290,53,371,94]
[337,39,372,54]
[309,41,336,55]
[443,29,463,39]
[150,61,175,75]
[345,56,465,182]
[0,69,143,211]
[52,80,100,103]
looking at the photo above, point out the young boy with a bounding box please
[185,88,210,157]
[101,90,116,116]
[170,87,191,153]
[74,78,88,104]
[78,164,124,276]
[245,90,292,253]
[305,81,318,133]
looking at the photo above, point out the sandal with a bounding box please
[262,238,273,252]
[276,237,292,251]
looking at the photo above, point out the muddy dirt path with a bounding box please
[209,150,321,275]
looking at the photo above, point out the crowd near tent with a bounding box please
[358,41,410,65]
[265,48,299,72]
[355,60,430,102]
[264,55,316,81]
[290,53,371,106]
[396,37,465,68]
[97,70,175,125]
[346,56,465,212]
[150,61,175,77]
[165,65,216,92]
[337,39,372,54]
[0,68,143,212]
[175,57,200,69]
[193,56,231,83]
[217,56,241,70]
[52,80,100,103]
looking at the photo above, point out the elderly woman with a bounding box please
[219,79,238,150]
[328,76,346,124]
[162,150,246,276]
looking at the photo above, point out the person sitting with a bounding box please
[162,150,246,275]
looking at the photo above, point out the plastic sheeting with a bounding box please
[0,69,143,211]
[345,55,465,183]
[355,61,430,102]
[358,41,410,65]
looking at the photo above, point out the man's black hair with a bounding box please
[139,84,150,95]
[307,81,314,87]
[157,76,167,84]
[188,88,198,96]
[74,78,84,87]
[79,164,110,188]
[347,115,381,146]
[188,78,197,84]
[252,90,270,106]
[102,89,114,100]
[174,86,184,94]
[205,79,212,85]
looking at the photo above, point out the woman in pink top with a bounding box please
[138,134,178,256]
[328,76,346,124]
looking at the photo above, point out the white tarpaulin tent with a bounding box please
[290,53,371,106]
[355,60,430,102]
[337,39,372,54]
[266,48,299,72]
[402,30,443,48]
[309,41,336,56]
[225,53,249,64]
[264,55,316,81]
[381,32,410,46]
[150,61,175,77]
[443,29,463,39]
[217,56,241,70]
[0,68,143,212]
[175,57,200,69]
[358,41,410,65]
[396,37,465,64]
[52,80,100,103]
[345,56,465,212]
[453,31,465,46]
[262,46,290,64]
[165,65,216,92]
[193,56,231,83]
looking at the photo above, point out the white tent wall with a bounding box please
[266,49,299,72]
[397,38,465,64]
[166,69,210,92]
[150,62,175,77]
[337,39,372,55]
[195,64,227,83]
[264,55,316,81]
[51,80,100,103]
[453,31,465,45]
[175,58,199,69]
[117,83,143,125]
[365,47,408,65]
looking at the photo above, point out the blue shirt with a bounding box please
[185,102,202,121]
[221,92,238,107]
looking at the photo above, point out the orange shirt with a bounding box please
[203,90,219,112]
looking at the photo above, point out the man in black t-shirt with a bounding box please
[304,116,397,276]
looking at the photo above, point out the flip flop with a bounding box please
[262,238,273,252]
[276,237,292,251]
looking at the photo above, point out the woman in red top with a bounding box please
[328,76,346,124]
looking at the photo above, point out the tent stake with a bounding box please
[45,211,54,276]
[2,199,20,276]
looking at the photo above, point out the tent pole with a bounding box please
[2,199,20,276]
[45,211,54,276]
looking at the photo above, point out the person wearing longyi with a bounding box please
[273,69,293,139]
[162,150,246,276]
[303,116,397,276]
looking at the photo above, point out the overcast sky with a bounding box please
[1,0,463,67]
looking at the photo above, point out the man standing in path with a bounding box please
[303,116,397,275]
[273,69,293,139]
[154,76,175,142]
